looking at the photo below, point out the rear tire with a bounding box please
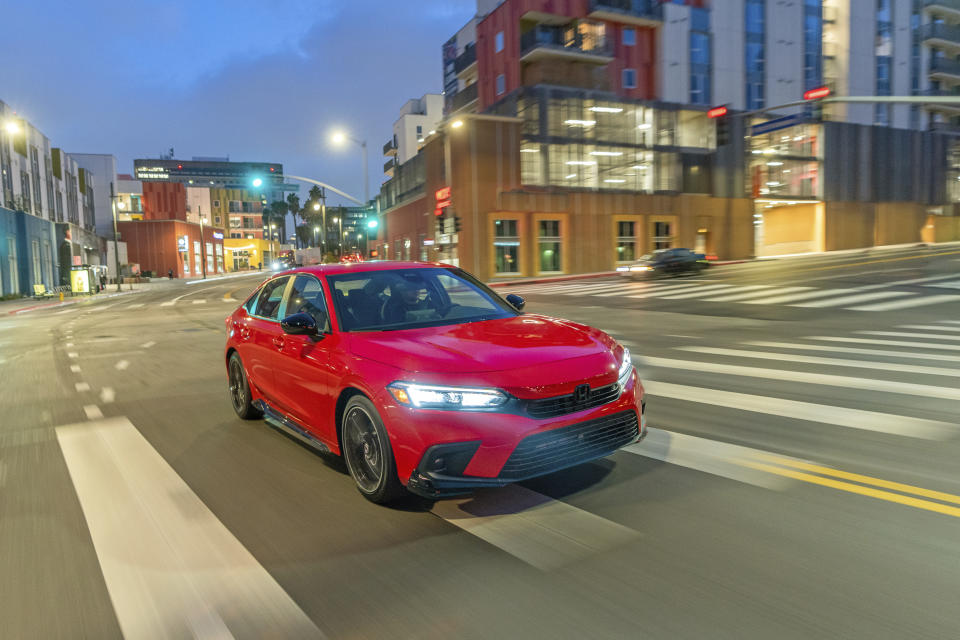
[228,352,262,420]
[341,395,405,504]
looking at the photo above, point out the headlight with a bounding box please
[387,382,508,410]
[629,265,651,272]
[617,347,633,387]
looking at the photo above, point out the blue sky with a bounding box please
[0,0,474,206]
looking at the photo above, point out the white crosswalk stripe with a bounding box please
[806,336,960,352]
[922,279,960,289]
[705,286,804,302]
[849,294,960,312]
[793,291,913,308]
[741,288,861,305]
[859,330,960,342]
[747,341,960,363]
[898,324,960,332]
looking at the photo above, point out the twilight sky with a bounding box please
[0,0,474,206]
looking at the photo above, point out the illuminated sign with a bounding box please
[212,232,224,240]
[177,235,188,251]
[707,106,728,119]
[434,186,452,216]
[803,86,831,100]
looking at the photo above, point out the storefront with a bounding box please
[118,219,225,278]
[224,237,272,271]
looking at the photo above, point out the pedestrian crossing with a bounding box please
[504,274,960,311]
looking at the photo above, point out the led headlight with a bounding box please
[388,382,508,410]
[617,347,633,387]
[630,265,652,272]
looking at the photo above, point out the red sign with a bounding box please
[435,187,451,201]
[72,255,82,266]
[804,86,831,100]
[707,106,728,119]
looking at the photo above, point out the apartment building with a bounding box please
[382,94,445,178]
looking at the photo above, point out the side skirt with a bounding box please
[253,400,332,454]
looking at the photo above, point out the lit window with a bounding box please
[622,68,637,89]
[496,74,506,95]
[494,219,520,274]
[538,220,562,273]
[616,221,636,263]
[623,28,636,46]
[495,31,504,53]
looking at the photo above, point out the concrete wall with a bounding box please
[69,153,117,238]
[0,205,59,295]
[711,0,746,109]
[659,1,691,105]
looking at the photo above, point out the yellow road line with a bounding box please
[739,460,960,519]
[797,250,960,272]
[754,455,960,506]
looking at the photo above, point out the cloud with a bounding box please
[0,0,475,206]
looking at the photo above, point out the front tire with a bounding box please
[228,352,262,420]
[341,395,404,504]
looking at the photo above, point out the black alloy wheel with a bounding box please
[228,353,262,420]
[341,395,404,503]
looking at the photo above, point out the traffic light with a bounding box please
[708,105,730,146]
[454,216,462,233]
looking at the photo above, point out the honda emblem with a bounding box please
[574,384,590,404]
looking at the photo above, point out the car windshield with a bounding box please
[638,250,668,261]
[328,267,518,331]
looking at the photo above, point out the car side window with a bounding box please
[254,276,290,320]
[286,274,330,331]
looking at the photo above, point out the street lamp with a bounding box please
[330,129,369,204]
[4,121,20,134]
[251,177,263,188]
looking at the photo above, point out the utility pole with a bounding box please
[199,206,207,279]
[110,182,121,292]
[321,187,327,258]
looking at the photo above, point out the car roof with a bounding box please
[283,260,456,277]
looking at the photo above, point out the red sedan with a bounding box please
[224,262,645,503]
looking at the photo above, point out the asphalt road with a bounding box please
[2,247,960,639]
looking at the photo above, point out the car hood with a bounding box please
[348,314,622,397]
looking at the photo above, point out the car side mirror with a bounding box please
[281,312,320,337]
[505,293,525,311]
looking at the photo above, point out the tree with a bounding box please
[286,193,301,248]
[264,200,288,243]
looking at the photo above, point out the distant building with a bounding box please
[383,94,444,178]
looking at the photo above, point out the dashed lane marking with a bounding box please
[141,341,156,349]
[82,405,103,420]
[115,360,129,371]
[75,382,90,392]
[99,387,115,404]
[70,365,82,373]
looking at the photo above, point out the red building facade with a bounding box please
[118,219,225,278]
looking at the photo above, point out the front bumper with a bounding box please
[405,402,646,499]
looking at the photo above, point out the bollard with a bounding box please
[59,291,64,302]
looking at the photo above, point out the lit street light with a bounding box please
[313,202,320,211]
[330,129,369,204]
[251,177,263,188]
[4,121,20,134]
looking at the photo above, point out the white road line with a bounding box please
[624,426,803,488]
[859,330,960,342]
[87,304,117,312]
[65,342,74,347]
[793,291,913,308]
[595,283,665,297]
[807,336,960,352]
[898,324,960,332]
[747,341,960,363]
[141,341,156,349]
[941,320,960,325]
[672,284,768,299]
[638,284,735,299]
[67,352,78,359]
[159,301,175,307]
[70,364,82,373]
[676,346,960,378]
[431,484,638,571]
[192,299,207,305]
[641,355,960,402]
[115,360,129,371]
[128,303,145,309]
[922,279,960,289]
[741,288,861,305]
[705,286,806,302]
[82,405,103,420]
[75,382,90,392]
[658,285,742,299]
[622,282,709,298]
[642,381,953,440]
[99,387,115,404]
[56,417,324,639]
[849,294,960,312]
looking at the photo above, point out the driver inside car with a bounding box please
[381,276,429,323]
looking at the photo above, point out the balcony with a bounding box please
[384,158,396,177]
[931,56,960,81]
[383,139,397,156]
[921,87,960,112]
[520,27,614,65]
[450,83,479,112]
[922,0,960,19]
[454,43,477,77]
[918,22,960,49]
[588,0,663,27]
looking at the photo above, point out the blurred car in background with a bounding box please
[272,256,296,271]
[616,248,708,279]
[340,252,365,264]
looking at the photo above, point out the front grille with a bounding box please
[498,410,638,480]
[526,383,621,419]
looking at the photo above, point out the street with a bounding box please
[2,247,960,639]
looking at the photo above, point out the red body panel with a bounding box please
[225,262,645,487]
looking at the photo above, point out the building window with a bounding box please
[7,237,19,294]
[494,219,519,274]
[690,27,711,105]
[496,74,506,95]
[622,68,637,89]
[623,27,636,46]
[538,219,562,273]
[616,221,636,262]
[30,147,43,215]
[31,239,41,284]
[212,199,220,208]
[652,221,673,250]
[228,200,241,212]
[803,1,822,90]
[206,243,214,273]
[20,171,31,212]
[495,31,504,53]
[193,241,202,275]
[416,125,423,139]
[745,0,765,109]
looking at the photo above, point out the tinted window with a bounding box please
[254,276,289,319]
[286,274,330,330]
[328,267,517,332]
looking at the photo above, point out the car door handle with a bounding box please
[272,336,285,350]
